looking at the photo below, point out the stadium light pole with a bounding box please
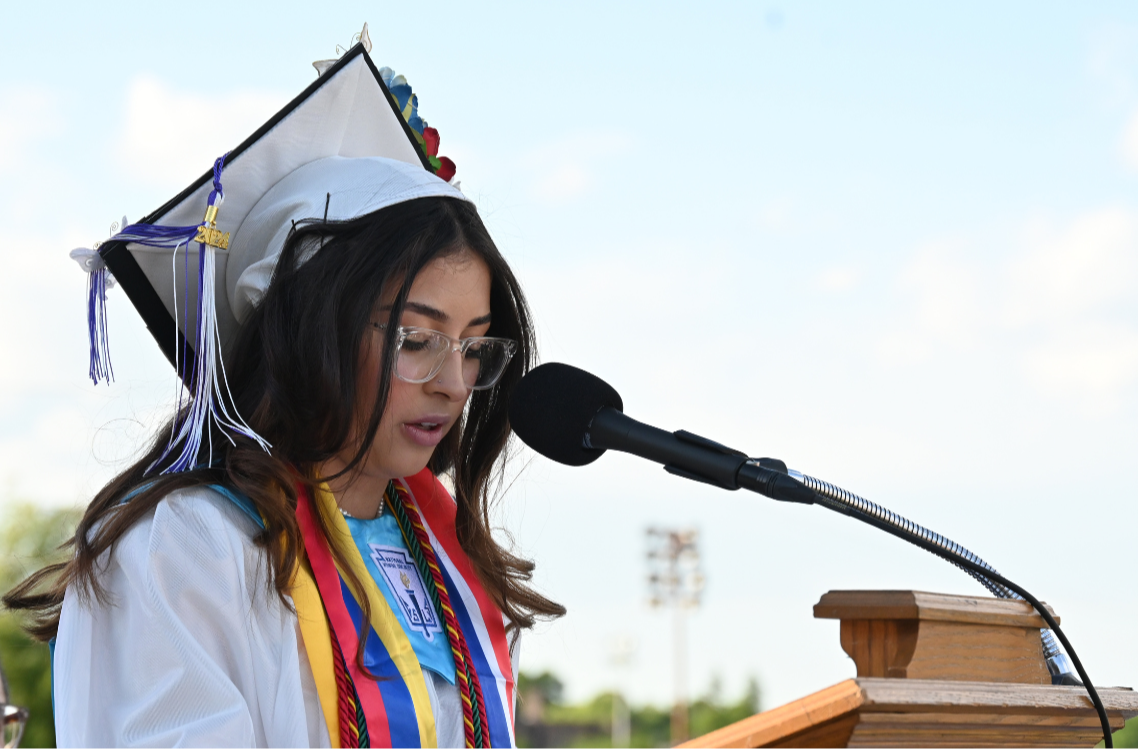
[646,527,704,745]
[608,635,636,747]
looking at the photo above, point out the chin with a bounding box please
[384,448,435,480]
[372,424,452,480]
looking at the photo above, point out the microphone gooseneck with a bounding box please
[792,470,1109,744]
[508,362,1113,748]
[788,470,1076,682]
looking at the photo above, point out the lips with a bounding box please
[402,415,451,447]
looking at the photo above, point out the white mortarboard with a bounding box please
[71,34,467,473]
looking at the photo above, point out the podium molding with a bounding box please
[683,677,1138,748]
[681,590,1137,748]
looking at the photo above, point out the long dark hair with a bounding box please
[5,196,565,652]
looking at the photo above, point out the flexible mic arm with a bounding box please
[783,468,1075,677]
[585,407,1112,747]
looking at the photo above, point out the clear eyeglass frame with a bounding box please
[370,323,518,390]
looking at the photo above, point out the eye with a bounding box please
[401,336,433,353]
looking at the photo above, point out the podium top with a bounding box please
[814,590,1059,628]
[680,678,1138,748]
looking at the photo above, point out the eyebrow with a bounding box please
[388,301,492,327]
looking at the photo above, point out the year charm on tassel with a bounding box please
[194,203,230,249]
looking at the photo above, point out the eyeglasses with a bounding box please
[371,324,518,390]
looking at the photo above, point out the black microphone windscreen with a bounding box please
[509,362,624,466]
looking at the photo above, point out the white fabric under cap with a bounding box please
[229,155,468,325]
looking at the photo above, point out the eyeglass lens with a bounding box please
[396,329,515,389]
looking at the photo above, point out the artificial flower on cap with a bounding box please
[71,25,465,474]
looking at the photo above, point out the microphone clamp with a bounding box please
[584,407,815,504]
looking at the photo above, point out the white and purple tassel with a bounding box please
[148,155,272,473]
[70,154,271,473]
[69,242,118,385]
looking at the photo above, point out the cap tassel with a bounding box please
[147,155,272,474]
[69,246,117,385]
[65,153,272,474]
[76,150,238,393]
[87,264,113,384]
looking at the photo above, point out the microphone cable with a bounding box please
[782,467,1113,748]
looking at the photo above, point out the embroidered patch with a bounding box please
[369,544,443,640]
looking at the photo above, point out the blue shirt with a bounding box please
[341,512,457,685]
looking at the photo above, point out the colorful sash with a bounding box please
[397,473,517,746]
[292,469,516,748]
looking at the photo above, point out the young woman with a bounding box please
[4,48,562,748]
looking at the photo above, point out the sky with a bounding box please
[2,0,1137,717]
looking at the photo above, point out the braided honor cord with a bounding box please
[388,482,492,748]
[330,624,370,748]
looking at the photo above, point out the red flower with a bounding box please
[423,127,440,157]
[436,157,456,182]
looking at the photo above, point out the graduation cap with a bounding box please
[70,28,466,473]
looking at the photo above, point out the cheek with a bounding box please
[386,379,410,409]
[355,342,390,434]
[375,378,416,430]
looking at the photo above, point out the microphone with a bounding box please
[508,362,815,504]
[507,362,1112,736]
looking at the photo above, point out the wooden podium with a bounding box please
[682,591,1138,748]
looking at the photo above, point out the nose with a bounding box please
[424,347,471,401]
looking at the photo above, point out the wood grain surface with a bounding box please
[838,618,1051,683]
[675,680,864,748]
[814,590,1059,628]
[818,590,1054,684]
[681,678,1138,748]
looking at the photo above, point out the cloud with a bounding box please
[0,227,91,395]
[1004,207,1137,325]
[1005,208,1138,411]
[877,242,985,364]
[1086,23,1138,107]
[1121,111,1138,170]
[878,208,1138,412]
[0,405,93,505]
[1022,323,1138,409]
[533,162,591,201]
[116,75,287,189]
[756,198,797,232]
[524,132,631,203]
[817,266,860,292]
[0,86,62,172]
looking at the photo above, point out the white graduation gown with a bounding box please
[53,486,509,748]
